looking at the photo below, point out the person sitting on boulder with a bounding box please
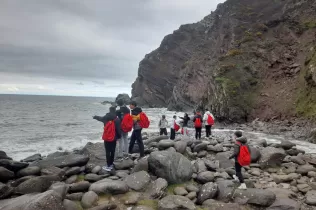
[159,115,168,136]
[229,130,251,190]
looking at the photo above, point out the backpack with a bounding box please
[207,114,215,125]
[194,117,202,128]
[121,113,133,133]
[174,122,180,132]
[139,112,150,128]
[102,120,116,142]
[236,142,251,166]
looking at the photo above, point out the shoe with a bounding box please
[238,183,247,190]
[102,166,111,172]
[233,175,239,182]
[109,165,114,170]
[116,158,123,162]
[124,156,129,160]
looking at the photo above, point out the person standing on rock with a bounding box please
[203,109,215,138]
[129,101,145,159]
[193,110,203,140]
[179,113,190,136]
[93,106,121,171]
[115,99,132,161]
[159,115,168,135]
[229,130,251,190]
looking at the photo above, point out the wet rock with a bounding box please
[197,182,218,204]
[66,192,84,201]
[158,140,175,150]
[197,171,215,184]
[174,141,187,154]
[125,171,150,191]
[81,191,98,209]
[149,178,168,198]
[0,190,64,210]
[174,187,188,196]
[114,159,134,170]
[297,184,311,193]
[266,198,300,210]
[21,154,41,162]
[286,148,305,156]
[0,159,28,172]
[65,167,81,176]
[31,154,89,168]
[158,195,196,210]
[296,164,316,175]
[41,166,65,178]
[215,152,234,169]
[15,175,60,194]
[48,182,68,199]
[17,166,40,177]
[85,174,102,182]
[63,199,79,210]
[69,181,91,193]
[186,184,199,193]
[0,151,12,160]
[280,140,296,150]
[193,142,208,153]
[0,183,13,199]
[305,190,316,206]
[148,151,193,184]
[234,188,276,206]
[259,147,286,168]
[0,167,14,182]
[89,180,129,195]
[131,158,148,173]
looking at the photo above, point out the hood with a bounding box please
[236,136,247,144]
[106,112,117,121]
[205,111,211,115]
[120,106,130,114]
[132,107,142,115]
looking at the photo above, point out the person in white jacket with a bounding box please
[170,115,180,140]
[203,109,215,137]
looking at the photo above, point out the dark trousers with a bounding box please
[195,127,202,139]
[160,128,167,135]
[235,161,244,183]
[170,128,175,140]
[205,125,212,137]
[104,141,116,167]
[129,129,144,157]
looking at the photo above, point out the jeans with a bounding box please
[170,128,175,140]
[195,127,202,139]
[118,132,128,158]
[104,141,116,167]
[235,161,244,183]
[129,129,144,157]
[160,128,167,135]
[205,125,212,137]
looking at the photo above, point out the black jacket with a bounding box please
[115,106,130,120]
[229,136,250,160]
[180,116,190,127]
[94,112,122,140]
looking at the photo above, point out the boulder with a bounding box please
[15,175,60,194]
[286,148,305,156]
[296,164,316,175]
[158,140,175,150]
[259,147,286,168]
[216,180,235,202]
[89,180,129,195]
[280,140,296,150]
[115,93,130,105]
[41,166,65,177]
[66,175,78,184]
[234,189,276,206]
[87,203,117,210]
[66,192,84,201]
[149,178,168,198]
[250,147,261,163]
[0,167,14,182]
[186,184,199,193]
[305,190,316,206]
[131,158,148,173]
[207,144,224,152]
[81,191,98,209]
[174,141,187,154]
[204,159,219,171]
[215,152,234,169]
[65,167,81,176]
[256,139,268,147]
[0,190,64,210]
[174,187,188,196]
[17,166,40,177]
[297,184,311,193]
[21,154,42,163]
[0,183,13,199]
[197,182,218,204]
[69,181,91,193]
[0,151,12,160]
[158,195,196,210]
[290,156,305,165]
[308,128,316,144]
[202,200,248,210]
[91,166,102,174]
[114,159,134,170]
[196,172,215,184]
[31,154,89,168]
[273,173,300,184]
[148,151,193,184]
[186,191,197,200]
[193,143,208,153]
[125,171,151,191]
[85,174,102,182]
[194,159,207,173]
[267,198,300,210]
[63,199,80,210]
[123,192,141,205]
[0,159,28,172]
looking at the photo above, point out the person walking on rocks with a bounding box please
[115,99,132,161]
[203,109,215,138]
[93,106,121,171]
[159,115,168,136]
[193,110,203,140]
[229,130,251,190]
[179,113,190,136]
[129,101,149,159]
[170,115,180,140]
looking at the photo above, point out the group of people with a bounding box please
[93,100,148,172]
[159,109,215,140]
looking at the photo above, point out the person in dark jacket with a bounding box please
[179,113,190,136]
[115,99,131,161]
[93,106,121,171]
[193,110,203,140]
[229,130,250,190]
[129,101,145,158]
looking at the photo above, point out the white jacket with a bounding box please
[171,119,180,129]
[203,111,215,125]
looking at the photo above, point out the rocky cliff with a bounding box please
[131,0,316,122]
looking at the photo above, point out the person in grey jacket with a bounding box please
[159,115,168,135]
[128,101,144,158]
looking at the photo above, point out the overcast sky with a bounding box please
[0,0,224,97]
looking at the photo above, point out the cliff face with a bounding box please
[132,0,316,122]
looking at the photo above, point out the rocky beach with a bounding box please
[1,130,316,210]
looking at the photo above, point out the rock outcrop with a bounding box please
[131,0,316,122]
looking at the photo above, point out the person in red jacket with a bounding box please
[193,110,203,140]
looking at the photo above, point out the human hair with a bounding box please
[129,101,137,107]
[109,106,116,114]
[234,130,243,138]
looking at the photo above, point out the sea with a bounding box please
[1,94,316,161]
